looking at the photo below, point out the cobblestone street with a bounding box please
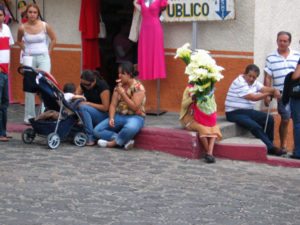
[0,134,300,225]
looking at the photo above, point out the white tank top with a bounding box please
[23,22,48,56]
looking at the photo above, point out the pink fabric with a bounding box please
[137,0,168,80]
[193,103,217,127]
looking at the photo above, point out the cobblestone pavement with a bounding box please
[1,134,300,225]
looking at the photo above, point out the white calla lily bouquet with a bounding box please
[175,43,224,102]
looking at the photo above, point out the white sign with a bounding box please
[162,0,235,22]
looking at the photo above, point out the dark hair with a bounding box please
[25,3,41,18]
[119,62,139,78]
[63,83,76,93]
[0,4,5,16]
[80,69,96,82]
[277,31,292,42]
[244,64,260,76]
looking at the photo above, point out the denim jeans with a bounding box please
[24,54,50,123]
[93,113,145,146]
[290,98,300,157]
[78,105,108,142]
[226,109,274,151]
[0,73,9,137]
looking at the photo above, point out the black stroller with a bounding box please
[18,65,88,149]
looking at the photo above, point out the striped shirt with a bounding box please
[0,23,14,74]
[225,74,263,112]
[264,49,300,91]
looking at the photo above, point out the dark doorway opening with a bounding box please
[98,0,138,92]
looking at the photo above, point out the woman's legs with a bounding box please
[78,105,108,143]
[94,114,145,148]
[199,136,216,163]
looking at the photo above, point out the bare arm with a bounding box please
[115,83,145,111]
[108,91,119,127]
[81,89,110,112]
[16,25,25,52]
[46,23,56,55]
[264,72,273,106]
[292,64,300,80]
[244,87,280,102]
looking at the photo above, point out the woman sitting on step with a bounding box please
[94,62,146,150]
[179,87,222,163]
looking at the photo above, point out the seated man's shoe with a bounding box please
[203,154,216,163]
[269,146,284,156]
[290,154,300,160]
[0,137,9,142]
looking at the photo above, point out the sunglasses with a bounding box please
[80,82,92,87]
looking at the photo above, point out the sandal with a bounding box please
[0,137,9,142]
[86,141,95,146]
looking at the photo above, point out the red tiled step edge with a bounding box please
[6,124,300,168]
[135,127,300,168]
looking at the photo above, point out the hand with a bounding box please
[109,118,115,128]
[78,101,90,106]
[116,83,125,95]
[274,89,281,101]
[264,96,270,107]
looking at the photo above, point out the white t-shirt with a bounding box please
[225,74,264,112]
[64,93,74,103]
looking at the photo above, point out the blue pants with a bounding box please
[93,114,145,146]
[290,98,300,157]
[78,105,108,142]
[0,73,9,138]
[226,109,274,151]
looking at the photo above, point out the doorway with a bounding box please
[98,0,138,91]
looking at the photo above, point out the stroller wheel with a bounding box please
[22,128,35,144]
[74,132,88,147]
[47,132,60,149]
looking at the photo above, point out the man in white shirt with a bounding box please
[225,64,283,156]
[264,31,300,153]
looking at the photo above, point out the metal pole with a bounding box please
[192,21,198,50]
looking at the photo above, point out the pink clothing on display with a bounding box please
[137,0,168,80]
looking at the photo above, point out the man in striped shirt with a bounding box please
[264,31,300,153]
[225,64,284,156]
[0,4,14,142]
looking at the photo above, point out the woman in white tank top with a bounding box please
[16,3,56,125]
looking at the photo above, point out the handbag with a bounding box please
[98,15,106,39]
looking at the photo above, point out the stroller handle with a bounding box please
[17,65,39,77]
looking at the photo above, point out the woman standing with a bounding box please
[17,3,56,125]
[94,62,146,150]
[76,70,110,146]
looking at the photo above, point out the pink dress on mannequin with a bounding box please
[137,0,168,80]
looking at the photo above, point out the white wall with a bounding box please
[163,0,255,52]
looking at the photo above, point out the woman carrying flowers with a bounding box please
[176,43,223,163]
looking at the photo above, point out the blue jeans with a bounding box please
[290,98,300,157]
[93,114,145,146]
[226,109,274,151]
[0,73,9,137]
[78,105,108,142]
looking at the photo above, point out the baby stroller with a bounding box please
[18,65,88,149]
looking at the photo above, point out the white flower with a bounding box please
[174,43,192,59]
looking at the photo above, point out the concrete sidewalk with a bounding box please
[6,103,300,168]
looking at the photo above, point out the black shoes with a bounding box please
[290,154,300,160]
[203,154,216,163]
[269,146,285,156]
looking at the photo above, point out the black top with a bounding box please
[81,79,109,104]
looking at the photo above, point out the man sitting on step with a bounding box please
[225,64,284,156]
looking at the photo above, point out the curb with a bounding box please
[7,123,300,168]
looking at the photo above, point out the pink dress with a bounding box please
[137,0,168,80]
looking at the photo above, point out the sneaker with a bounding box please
[124,140,134,150]
[203,154,216,163]
[97,139,107,147]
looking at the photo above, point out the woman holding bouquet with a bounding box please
[176,43,223,163]
[180,87,222,163]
